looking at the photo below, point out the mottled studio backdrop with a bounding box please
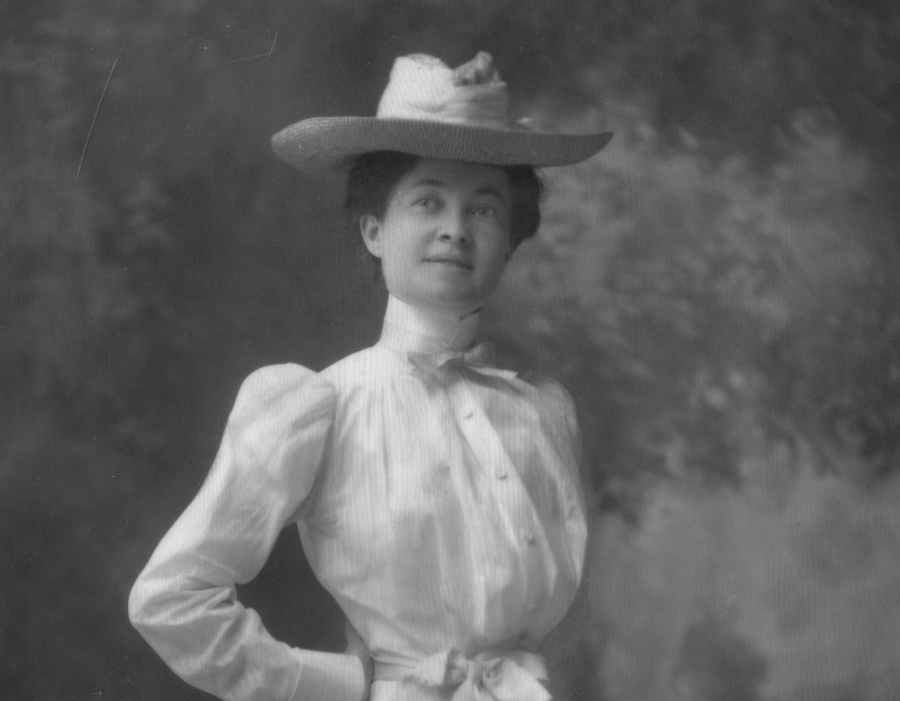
[2,1,899,699]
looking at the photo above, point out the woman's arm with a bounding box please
[129,365,368,701]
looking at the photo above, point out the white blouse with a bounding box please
[129,296,588,701]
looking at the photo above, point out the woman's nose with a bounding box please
[438,208,471,245]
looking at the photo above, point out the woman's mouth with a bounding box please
[425,257,473,270]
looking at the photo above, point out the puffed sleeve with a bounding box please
[128,364,367,701]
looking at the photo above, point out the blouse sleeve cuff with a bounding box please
[288,650,368,701]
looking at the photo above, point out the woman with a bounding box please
[129,51,612,701]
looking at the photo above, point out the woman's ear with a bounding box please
[359,215,383,258]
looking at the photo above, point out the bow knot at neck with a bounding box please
[408,342,497,374]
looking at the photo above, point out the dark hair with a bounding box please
[345,150,544,256]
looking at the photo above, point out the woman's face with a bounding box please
[360,158,513,318]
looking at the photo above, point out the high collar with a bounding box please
[379,296,480,354]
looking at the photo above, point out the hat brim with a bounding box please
[271,117,613,173]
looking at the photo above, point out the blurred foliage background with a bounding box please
[2,0,899,699]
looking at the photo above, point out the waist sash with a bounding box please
[373,648,551,701]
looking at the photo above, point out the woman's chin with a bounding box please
[405,291,482,317]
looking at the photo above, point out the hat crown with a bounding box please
[376,52,512,129]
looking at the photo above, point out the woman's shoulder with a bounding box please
[517,371,577,411]
[230,363,338,426]
[238,362,335,396]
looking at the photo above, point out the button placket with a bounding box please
[450,371,560,621]
[455,390,511,482]
[453,379,537,558]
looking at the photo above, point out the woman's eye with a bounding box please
[413,196,440,209]
[471,205,502,220]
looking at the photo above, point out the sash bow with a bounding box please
[387,648,551,701]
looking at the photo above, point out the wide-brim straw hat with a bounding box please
[271,52,612,173]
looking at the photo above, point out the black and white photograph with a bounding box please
[2,1,900,700]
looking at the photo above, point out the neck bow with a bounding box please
[407,341,497,374]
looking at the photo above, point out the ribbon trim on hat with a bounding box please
[376,52,512,129]
[388,648,551,701]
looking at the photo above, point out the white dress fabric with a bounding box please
[129,296,588,701]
